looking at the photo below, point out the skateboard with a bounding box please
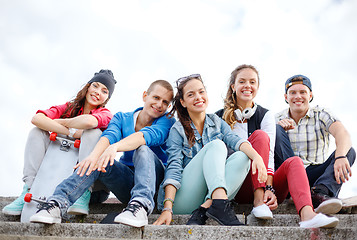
[20,133,80,223]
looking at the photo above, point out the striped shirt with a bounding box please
[275,105,338,167]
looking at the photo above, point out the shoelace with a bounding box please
[37,201,57,213]
[124,203,142,216]
[224,201,237,219]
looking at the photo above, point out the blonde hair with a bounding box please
[222,64,259,128]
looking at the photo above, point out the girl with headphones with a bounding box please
[217,64,338,228]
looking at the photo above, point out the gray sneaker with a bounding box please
[114,201,148,227]
[30,201,61,224]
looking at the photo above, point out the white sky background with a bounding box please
[1,0,357,198]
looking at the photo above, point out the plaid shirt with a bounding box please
[275,105,338,167]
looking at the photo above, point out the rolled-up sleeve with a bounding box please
[91,108,113,129]
[140,114,175,147]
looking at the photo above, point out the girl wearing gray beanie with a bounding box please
[2,69,117,218]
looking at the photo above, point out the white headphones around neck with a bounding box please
[234,103,257,121]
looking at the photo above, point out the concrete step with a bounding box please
[52,213,357,227]
[2,196,357,239]
[1,221,356,240]
[2,212,353,227]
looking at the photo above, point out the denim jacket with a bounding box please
[159,114,248,198]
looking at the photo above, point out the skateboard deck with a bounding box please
[21,133,80,223]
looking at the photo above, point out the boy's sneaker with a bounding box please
[2,184,29,215]
[30,201,61,224]
[114,201,148,227]
[186,206,208,225]
[299,213,339,228]
[206,199,244,226]
[251,204,273,220]
[67,189,91,215]
[311,186,342,214]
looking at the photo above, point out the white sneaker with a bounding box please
[251,204,273,220]
[30,201,61,224]
[299,213,339,228]
[114,201,148,227]
[315,198,342,215]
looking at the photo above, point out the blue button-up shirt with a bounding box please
[101,107,176,166]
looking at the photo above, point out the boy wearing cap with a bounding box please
[29,80,175,228]
[274,75,355,215]
[2,69,116,216]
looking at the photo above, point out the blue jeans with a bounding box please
[49,145,164,215]
[274,124,356,197]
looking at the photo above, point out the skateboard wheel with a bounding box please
[74,139,81,148]
[50,132,57,141]
[24,193,32,202]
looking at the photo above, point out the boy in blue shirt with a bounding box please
[30,80,175,227]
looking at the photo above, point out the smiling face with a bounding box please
[180,78,208,115]
[231,68,259,107]
[85,82,109,109]
[285,84,312,115]
[142,84,173,119]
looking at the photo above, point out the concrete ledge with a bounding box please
[143,225,357,240]
[2,210,355,228]
[0,222,142,239]
[0,235,129,240]
[2,222,355,240]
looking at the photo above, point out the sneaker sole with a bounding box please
[253,215,273,220]
[206,211,225,225]
[206,212,244,226]
[30,216,61,224]
[67,207,89,215]
[2,209,22,216]
[315,199,342,215]
[114,216,148,228]
[319,218,339,228]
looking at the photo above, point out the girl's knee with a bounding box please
[250,129,269,142]
[81,129,102,141]
[28,127,48,138]
[229,151,250,170]
[208,139,227,153]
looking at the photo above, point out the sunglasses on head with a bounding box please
[176,74,202,87]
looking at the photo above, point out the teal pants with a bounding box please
[173,139,250,214]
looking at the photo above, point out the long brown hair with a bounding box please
[169,74,204,147]
[223,64,259,128]
[60,83,109,119]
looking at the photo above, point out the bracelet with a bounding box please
[68,128,77,138]
[335,156,347,160]
[163,198,174,205]
[162,208,173,215]
[265,185,275,194]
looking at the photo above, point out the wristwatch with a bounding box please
[265,185,276,194]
